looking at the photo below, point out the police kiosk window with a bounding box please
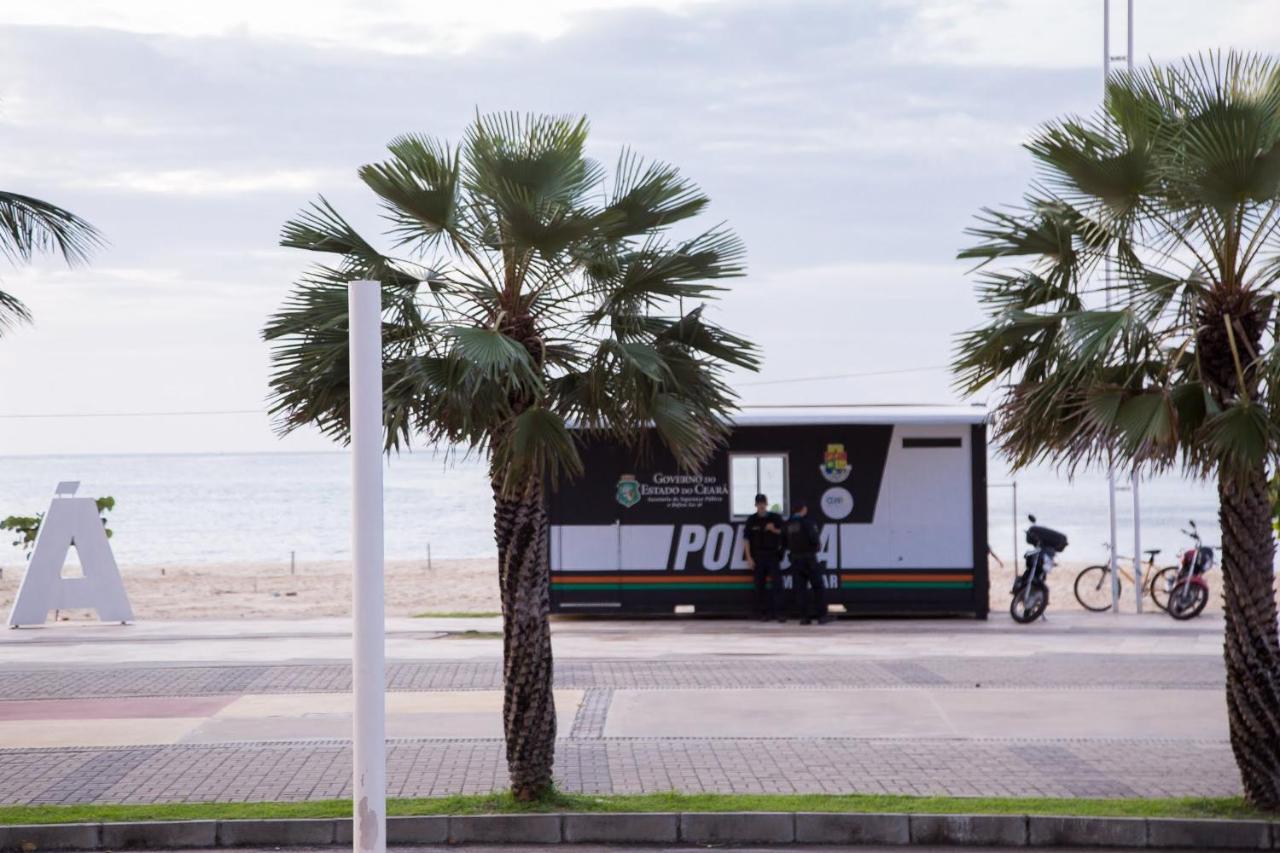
[730,453,788,517]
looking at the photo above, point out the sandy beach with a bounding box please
[0,552,1230,622]
[0,558,501,622]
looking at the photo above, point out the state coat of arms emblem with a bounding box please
[615,474,641,508]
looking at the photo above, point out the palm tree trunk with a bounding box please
[491,470,556,800]
[1218,465,1280,810]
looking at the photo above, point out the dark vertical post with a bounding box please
[970,422,990,619]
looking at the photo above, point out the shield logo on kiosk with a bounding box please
[615,475,641,508]
[820,443,851,483]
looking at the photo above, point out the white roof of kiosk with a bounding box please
[729,404,987,427]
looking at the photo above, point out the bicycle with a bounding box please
[1073,544,1178,612]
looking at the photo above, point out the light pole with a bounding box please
[349,280,386,853]
[1103,0,1136,614]
[1133,470,1143,613]
[1123,0,1143,615]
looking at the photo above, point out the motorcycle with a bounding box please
[1012,514,1069,624]
[1153,520,1215,620]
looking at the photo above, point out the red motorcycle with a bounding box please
[1150,520,1214,620]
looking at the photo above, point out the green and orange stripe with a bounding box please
[552,571,974,591]
[552,574,754,591]
[838,572,973,590]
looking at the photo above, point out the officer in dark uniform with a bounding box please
[743,492,785,621]
[785,499,831,625]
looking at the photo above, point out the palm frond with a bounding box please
[0,191,102,266]
[601,149,709,238]
[262,268,435,450]
[359,135,462,251]
[446,326,543,393]
[491,406,583,494]
[1199,401,1275,475]
[0,288,32,336]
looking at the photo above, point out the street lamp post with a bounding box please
[1103,0,1136,614]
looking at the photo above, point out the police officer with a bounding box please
[785,499,831,625]
[743,492,785,622]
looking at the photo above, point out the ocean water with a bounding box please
[985,464,1223,568]
[0,451,1226,568]
[0,451,496,567]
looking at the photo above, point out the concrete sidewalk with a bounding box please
[0,611,1226,665]
[0,614,1237,804]
[0,683,1226,748]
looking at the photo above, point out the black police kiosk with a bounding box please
[548,406,990,618]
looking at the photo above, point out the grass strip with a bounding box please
[0,793,1268,825]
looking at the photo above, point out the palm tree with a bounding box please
[0,191,102,334]
[954,51,1280,809]
[263,113,757,799]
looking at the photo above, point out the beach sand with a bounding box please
[0,558,501,622]
[1,552,1230,622]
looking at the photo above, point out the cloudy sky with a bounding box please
[2,0,1279,456]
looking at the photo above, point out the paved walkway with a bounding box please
[0,614,1237,804]
[0,612,1228,665]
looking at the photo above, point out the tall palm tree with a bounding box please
[954,51,1280,809]
[263,113,757,799]
[0,191,102,334]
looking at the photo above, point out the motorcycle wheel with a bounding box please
[1148,566,1179,612]
[1011,580,1049,623]
[1074,565,1115,612]
[1168,582,1209,620]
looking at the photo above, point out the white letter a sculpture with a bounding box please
[8,487,133,627]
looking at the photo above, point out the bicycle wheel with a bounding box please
[1011,581,1048,623]
[1168,582,1209,620]
[1149,566,1178,612]
[1074,565,1115,612]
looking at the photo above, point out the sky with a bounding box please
[2,0,1280,456]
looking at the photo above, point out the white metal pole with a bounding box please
[1127,0,1134,74]
[349,280,386,853]
[1103,0,1111,87]
[1103,0,1121,614]
[1108,470,1119,610]
[1127,0,1137,615]
[1132,471,1142,614]
[1012,480,1018,566]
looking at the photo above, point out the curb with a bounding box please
[0,812,1276,849]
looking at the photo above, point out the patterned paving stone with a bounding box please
[1005,744,1140,798]
[0,655,1224,699]
[568,689,613,739]
[0,654,1236,805]
[872,661,950,685]
[0,738,1235,805]
[27,747,163,804]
